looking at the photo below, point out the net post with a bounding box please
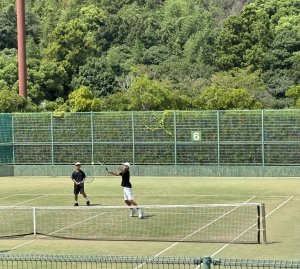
[201,256,213,269]
[261,203,267,244]
[33,207,36,236]
[257,203,267,244]
[257,204,260,243]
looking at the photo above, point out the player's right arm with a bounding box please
[107,171,120,176]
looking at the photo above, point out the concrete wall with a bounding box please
[1,165,298,177]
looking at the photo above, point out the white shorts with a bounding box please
[123,187,134,201]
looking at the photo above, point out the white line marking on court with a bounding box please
[10,195,49,206]
[6,193,292,198]
[265,196,294,217]
[4,194,70,196]
[9,240,37,250]
[209,195,294,259]
[0,194,19,200]
[0,195,49,206]
[134,196,256,269]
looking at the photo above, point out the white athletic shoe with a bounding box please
[138,208,144,219]
[130,208,138,217]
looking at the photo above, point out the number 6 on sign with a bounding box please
[191,131,201,142]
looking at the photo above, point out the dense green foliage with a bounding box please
[0,0,299,112]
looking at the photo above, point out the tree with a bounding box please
[0,49,18,91]
[146,56,215,94]
[43,5,106,76]
[262,14,300,102]
[140,45,170,65]
[117,2,161,48]
[68,86,104,112]
[72,45,135,96]
[214,0,300,107]
[285,85,300,108]
[71,56,118,97]
[290,51,300,83]
[0,89,27,112]
[102,90,132,111]
[193,86,262,110]
[210,68,276,108]
[101,74,192,111]
[39,97,67,112]
[0,4,17,50]
[41,60,68,100]
[214,6,271,70]
[183,29,216,66]
[160,0,214,55]
[126,75,190,110]
[1,0,299,111]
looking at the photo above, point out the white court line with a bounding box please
[4,194,70,196]
[0,194,19,200]
[0,195,49,206]
[133,196,256,269]
[10,195,49,206]
[5,193,292,198]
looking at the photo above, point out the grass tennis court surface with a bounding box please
[0,176,299,260]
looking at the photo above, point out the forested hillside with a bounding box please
[0,0,299,112]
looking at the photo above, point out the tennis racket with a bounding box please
[97,161,109,172]
[82,175,94,183]
[80,162,95,183]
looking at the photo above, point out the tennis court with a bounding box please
[0,176,299,260]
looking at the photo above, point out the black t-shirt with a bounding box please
[119,170,131,188]
[71,170,86,183]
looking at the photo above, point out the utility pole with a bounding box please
[16,0,27,98]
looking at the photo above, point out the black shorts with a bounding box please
[74,184,84,195]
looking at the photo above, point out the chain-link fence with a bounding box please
[0,110,300,166]
[0,254,300,269]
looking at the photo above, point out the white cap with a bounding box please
[123,162,130,168]
[75,162,81,166]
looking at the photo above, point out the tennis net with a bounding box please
[0,203,266,243]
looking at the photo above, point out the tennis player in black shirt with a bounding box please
[71,162,90,206]
[108,162,143,218]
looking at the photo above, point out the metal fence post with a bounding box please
[131,111,135,164]
[174,111,177,166]
[202,256,213,269]
[261,109,265,167]
[91,111,94,162]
